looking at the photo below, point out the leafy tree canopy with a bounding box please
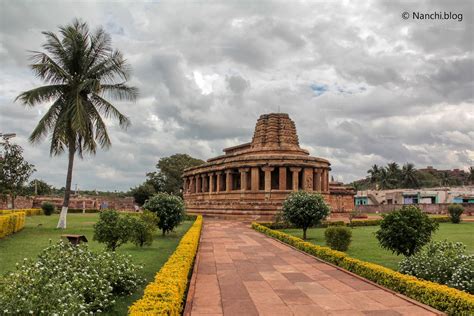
[0,141,36,207]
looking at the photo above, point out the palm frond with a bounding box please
[29,52,71,83]
[91,94,131,128]
[29,98,63,144]
[15,85,65,107]
[101,83,138,101]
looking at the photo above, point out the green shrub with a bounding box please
[325,226,352,251]
[448,204,464,224]
[93,209,133,251]
[144,193,185,235]
[129,212,157,247]
[376,205,438,256]
[282,191,330,240]
[41,202,55,216]
[399,240,474,294]
[0,241,143,314]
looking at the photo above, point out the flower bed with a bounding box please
[129,215,203,315]
[0,211,26,239]
[252,222,474,315]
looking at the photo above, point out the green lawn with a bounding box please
[0,213,193,315]
[280,222,474,270]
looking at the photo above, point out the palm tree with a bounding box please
[440,172,451,186]
[16,19,137,228]
[401,163,419,188]
[367,164,381,187]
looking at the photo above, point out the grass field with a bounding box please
[280,222,474,270]
[0,213,193,314]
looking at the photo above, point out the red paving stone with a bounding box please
[187,220,442,316]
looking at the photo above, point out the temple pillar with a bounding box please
[303,168,314,192]
[251,167,260,191]
[290,167,301,191]
[225,170,233,192]
[216,172,222,192]
[322,168,329,192]
[314,169,322,192]
[239,168,249,191]
[186,178,190,193]
[279,167,287,190]
[262,166,274,192]
[195,175,201,193]
[201,174,208,192]
[209,173,214,193]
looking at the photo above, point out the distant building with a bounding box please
[355,186,474,206]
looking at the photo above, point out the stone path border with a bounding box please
[185,220,443,316]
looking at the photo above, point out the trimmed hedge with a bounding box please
[0,212,26,239]
[129,215,203,315]
[252,222,474,315]
[0,208,42,216]
[260,216,451,229]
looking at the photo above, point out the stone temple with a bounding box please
[182,113,355,220]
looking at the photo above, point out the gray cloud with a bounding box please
[0,0,472,191]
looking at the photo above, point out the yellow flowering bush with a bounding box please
[0,211,26,239]
[0,208,42,216]
[129,216,203,315]
[252,222,474,315]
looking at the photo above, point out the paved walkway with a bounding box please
[187,220,440,316]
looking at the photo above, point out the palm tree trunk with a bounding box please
[57,145,75,229]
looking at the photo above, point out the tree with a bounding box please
[16,19,137,228]
[156,154,204,195]
[145,171,165,192]
[376,205,438,256]
[93,209,133,251]
[27,179,53,195]
[467,167,474,184]
[440,172,451,186]
[447,204,464,224]
[130,211,157,247]
[401,163,419,188]
[130,182,156,206]
[282,191,330,240]
[367,164,381,187]
[378,168,394,189]
[143,193,185,235]
[0,141,36,208]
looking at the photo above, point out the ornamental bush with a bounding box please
[41,202,55,216]
[282,191,330,240]
[93,209,133,251]
[399,240,474,294]
[448,204,464,224]
[144,193,185,235]
[325,226,352,251]
[375,205,438,256]
[0,241,143,314]
[129,212,157,247]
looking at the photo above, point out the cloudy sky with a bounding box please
[0,0,473,191]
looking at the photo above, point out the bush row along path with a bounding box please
[186,220,442,316]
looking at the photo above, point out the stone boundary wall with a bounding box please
[0,196,34,209]
[355,203,474,214]
[1,195,135,210]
